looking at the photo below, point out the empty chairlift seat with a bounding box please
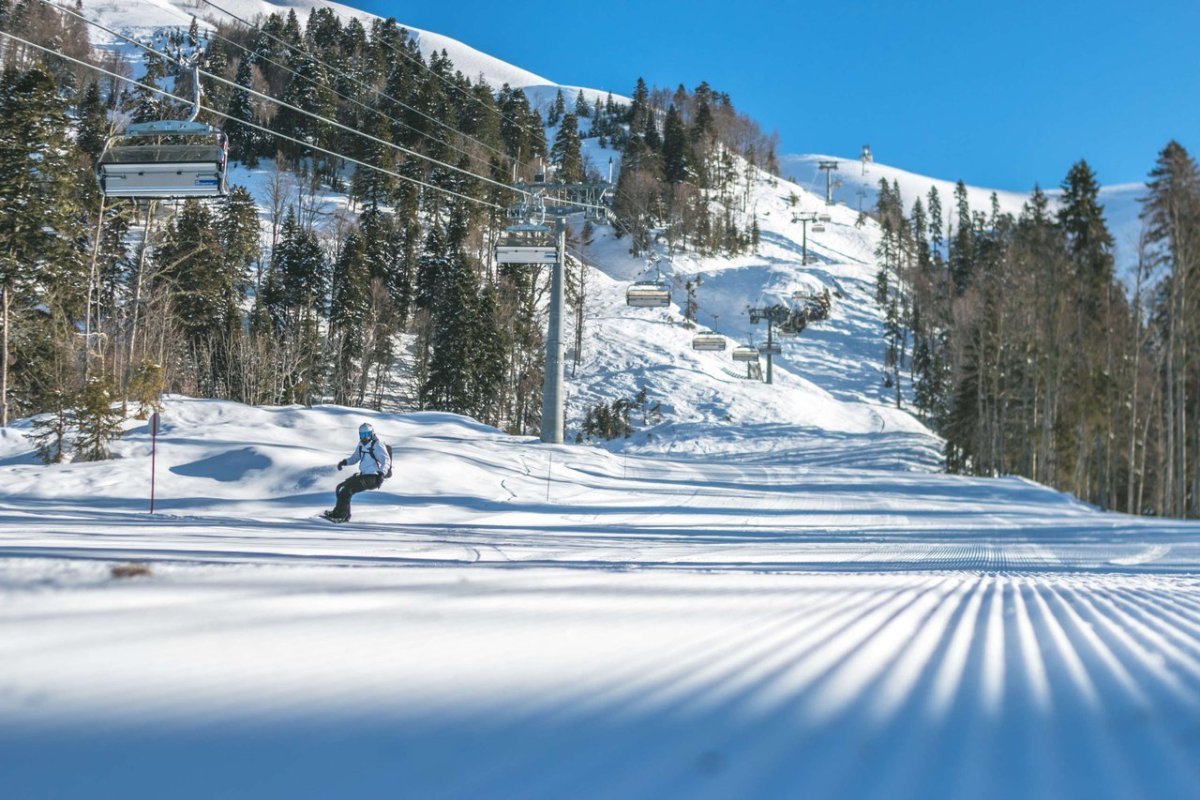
[691,333,727,351]
[626,281,671,308]
[97,121,228,199]
[761,342,783,355]
[731,345,759,362]
[495,224,558,264]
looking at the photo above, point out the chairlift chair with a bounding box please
[626,280,671,308]
[96,120,228,199]
[691,333,726,351]
[811,224,825,233]
[495,223,557,265]
[761,342,782,356]
[731,345,759,362]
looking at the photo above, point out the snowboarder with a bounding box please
[323,422,391,523]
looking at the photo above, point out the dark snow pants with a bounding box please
[331,473,384,519]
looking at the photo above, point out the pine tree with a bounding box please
[226,58,261,166]
[76,81,108,163]
[949,180,973,293]
[421,252,478,414]
[157,200,232,347]
[1058,160,1115,303]
[329,228,370,403]
[275,51,335,162]
[220,187,262,298]
[469,280,506,425]
[574,89,589,119]
[662,105,689,183]
[548,88,565,126]
[73,375,123,462]
[550,113,584,182]
[911,197,931,276]
[1142,141,1200,517]
[0,67,87,421]
[926,185,944,256]
[127,359,165,420]
[131,49,168,123]
[628,78,650,128]
[31,387,73,463]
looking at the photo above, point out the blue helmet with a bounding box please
[358,422,374,442]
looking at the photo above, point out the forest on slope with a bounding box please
[0,0,775,443]
[870,148,1200,518]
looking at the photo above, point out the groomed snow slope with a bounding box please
[3,399,1200,799]
[565,163,939,468]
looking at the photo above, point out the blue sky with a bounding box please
[358,0,1198,191]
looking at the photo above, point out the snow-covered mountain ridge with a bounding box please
[83,0,623,107]
[783,153,1145,278]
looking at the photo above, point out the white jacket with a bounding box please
[345,435,390,476]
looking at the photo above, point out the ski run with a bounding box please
[1,0,1198,798]
[2,400,1200,798]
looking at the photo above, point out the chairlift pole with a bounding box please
[84,193,107,381]
[540,216,567,443]
[817,160,839,205]
[765,320,774,385]
[792,211,833,265]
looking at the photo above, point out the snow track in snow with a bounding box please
[2,399,1200,798]
[2,559,1199,799]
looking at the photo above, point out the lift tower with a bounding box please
[817,160,839,205]
[497,181,609,444]
[792,212,831,265]
[747,304,791,385]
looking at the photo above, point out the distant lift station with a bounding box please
[691,333,727,351]
[97,120,228,199]
[626,280,671,308]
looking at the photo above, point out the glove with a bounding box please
[337,460,346,471]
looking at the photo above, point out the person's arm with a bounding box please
[339,443,364,469]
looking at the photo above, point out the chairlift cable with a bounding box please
[206,0,544,161]
[38,2,526,204]
[0,30,502,210]
[195,0,613,218]
[186,0,516,167]
[115,0,499,169]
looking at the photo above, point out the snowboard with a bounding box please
[321,510,349,524]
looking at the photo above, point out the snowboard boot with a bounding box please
[322,510,349,523]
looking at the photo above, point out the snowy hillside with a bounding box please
[73,0,964,468]
[783,153,1146,279]
[3,398,1200,798]
[569,166,938,467]
[82,0,623,106]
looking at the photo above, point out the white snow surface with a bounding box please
[3,396,1200,799]
[7,3,1198,797]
